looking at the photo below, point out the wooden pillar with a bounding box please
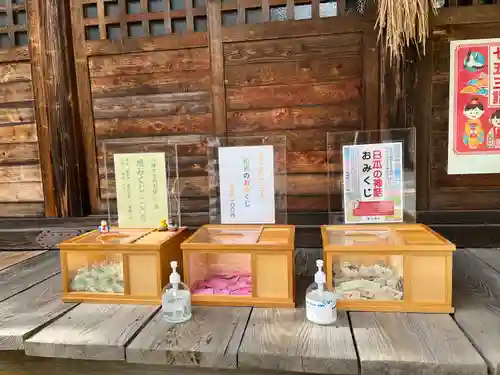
[207,0,227,137]
[27,0,86,217]
[362,1,380,132]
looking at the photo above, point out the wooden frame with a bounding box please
[321,223,456,313]
[60,227,189,304]
[181,224,295,307]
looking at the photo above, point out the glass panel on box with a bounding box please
[205,135,288,224]
[66,252,125,294]
[187,252,253,296]
[326,226,392,246]
[333,253,404,301]
[99,137,180,229]
[326,128,416,225]
[74,229,151,244]
[187,226,263,244]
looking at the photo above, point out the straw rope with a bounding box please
[375,0,440,65]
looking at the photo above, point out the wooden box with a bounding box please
[321,223,456,313]
[181,224,295,307]
[60,227,189,304]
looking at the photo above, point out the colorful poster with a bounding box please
[448,38,500,175]
[342,142,404,224]
[113,152,168,228]
[218,145,275,224]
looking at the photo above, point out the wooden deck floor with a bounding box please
[0,248,497,375]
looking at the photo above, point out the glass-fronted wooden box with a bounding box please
[181,224,295,307]
[60,228,189,304]
[321,223,455,313]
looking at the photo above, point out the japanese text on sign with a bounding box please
[360,149,385,199]
[489,46,500,107]
[218,145,276,224]
[342,142,403,224]
[113,152,169,228]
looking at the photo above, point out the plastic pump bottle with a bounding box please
[305,259,341,325]
[161,261,192,323]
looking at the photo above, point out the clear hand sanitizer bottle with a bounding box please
[305,259,341,325]
[161,261,192,323]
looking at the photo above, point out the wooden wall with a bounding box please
[0,0,44,217]
[68,0,378,226]
[69,0,214,225]
[222,18,374,215]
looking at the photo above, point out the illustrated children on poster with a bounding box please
[448,39,500,175]
[463,98,485,149]
[487,110,500,149]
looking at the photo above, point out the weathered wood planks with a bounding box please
[94,113,213,138]
[0,251,60,302]
[0,60,43,216]
[453,249,500,375]
[71,7,370,219]
[0,274,76,350]
[222,31,363,217]
[92,92,212,119]
[126,306,251,368]
[0,247,492,375]
[0,250,46,271]
[0,62,32,83]
[223,34,362,65]
[225,56,362,87]
[238,308,358,374]
[226,80,361,110]
[0,351,358,375]
[350,311,487,375]
[87,46,213,218]
[0,107,35,125]
[24,304,159,361]
[88,48,210,77]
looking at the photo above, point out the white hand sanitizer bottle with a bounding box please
[161,261,192,323]
[305,259,341,325]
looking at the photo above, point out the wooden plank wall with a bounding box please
[0,0,44,217]
[223,24,364,214]
[69,0,377,226]
[68,0,213,225]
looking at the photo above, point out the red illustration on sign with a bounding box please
[453,42,500,155]
[352,201,395,217]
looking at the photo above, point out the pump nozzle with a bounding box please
[169,261,181,285]
[316,259,324,271]
[314,259,326,294]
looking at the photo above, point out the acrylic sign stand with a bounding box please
[58,136,188,305]
[320,128,455,314]
[178,135,296,307]
[100,136,181,229]
[326,127,417,225]
[205,135,288,225]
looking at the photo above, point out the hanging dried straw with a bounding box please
[375,0,440,66]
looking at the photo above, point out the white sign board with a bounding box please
[342,142,404,224]
[218,145,275,224]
